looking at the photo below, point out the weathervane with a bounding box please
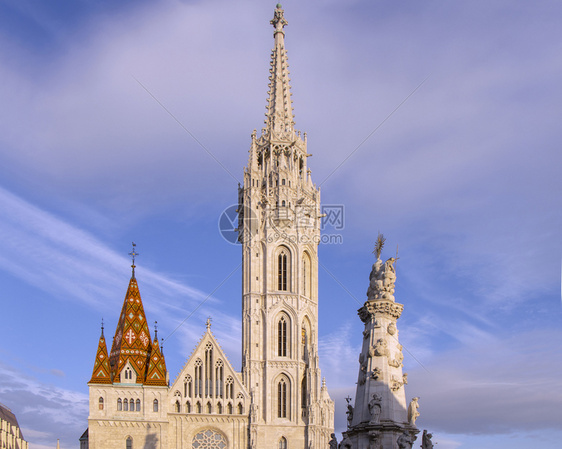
[128,242,139,277]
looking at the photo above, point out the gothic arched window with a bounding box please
[129,398,134,412]
[195,359,203,397]
[278,378,288,418]
[278,315,288,357]
[153,399,158,412]
[99,397,104,410]
[126,437,132,449]
[279,437,287,449]
[117,398,122,411]
[123,399,128,411]
[135,399,141,412]
[215,359,224,398]
[278,250,288,291]
[226,376,234,399]
[302,252,311,297]
[301,377,307,409]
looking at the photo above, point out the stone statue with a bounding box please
[368,393,382,424]
[397,431,415,449]
[421,430,434,449]
[346,403,354,428]
[329,433,338,449]
[371,367,382,380]
[407,397,420,425]
[366,235,398,301]
[387,321,397,335]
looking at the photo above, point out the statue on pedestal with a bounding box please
[407,397,420,425]
[366,234,398,301]
[368,393,382,424]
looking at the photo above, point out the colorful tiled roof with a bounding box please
[107,275,166,384]
[89,328,111,384]
[145,335,168,386]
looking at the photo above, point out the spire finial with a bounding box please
[101,318,104,336]
[373,232,385,260]
[128,242,139,278]
[206,317,212,330]
[271,4,288,35]
[154,320,158,340]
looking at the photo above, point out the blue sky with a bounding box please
[0,0,561,448]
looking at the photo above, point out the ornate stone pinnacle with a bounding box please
[271,4,288,35]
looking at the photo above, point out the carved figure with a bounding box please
[421,430,434,449]
[368,430,382,449]
[358,365,367,385]
[407,397,420,425]
[329,433,338,449]
[366,237,398,300]
[397,431,415,449]
[371,367,382,380]
[402,373,408,385]
[363,328,370,339]
[387,322,397,335]
[346,404,354,428]
[368,394,382,424]
[390,376,404,392]
[372,339,390,357]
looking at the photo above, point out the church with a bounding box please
[85,5,336,449]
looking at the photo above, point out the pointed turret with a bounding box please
[145,326,168,386]
[89,323,111,384]
[264,3,295,137]
[108,272,154,383]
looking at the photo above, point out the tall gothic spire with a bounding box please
[264,3,295,137]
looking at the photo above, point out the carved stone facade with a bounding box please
[85,5,333,449]
[341,235,418,449]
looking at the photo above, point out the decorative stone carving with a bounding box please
[371,367,382,380]
[363,328,370,339]
[402,373,408,385]
[387,322,397,335]
[368,394,382,424]
[407,397,420,425]
[390,376,405,391]
[388,349,404,368]
[358,364,367,385]
[421,430,434,449]
[368,430,383,449]
[371,339,390,358]
[359,301,403,322]
[397,431,415,449]
[329,433,338,449]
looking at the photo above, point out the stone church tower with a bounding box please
[339,236,419,449]
[85,4,334,449]
[238,4,334,448]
